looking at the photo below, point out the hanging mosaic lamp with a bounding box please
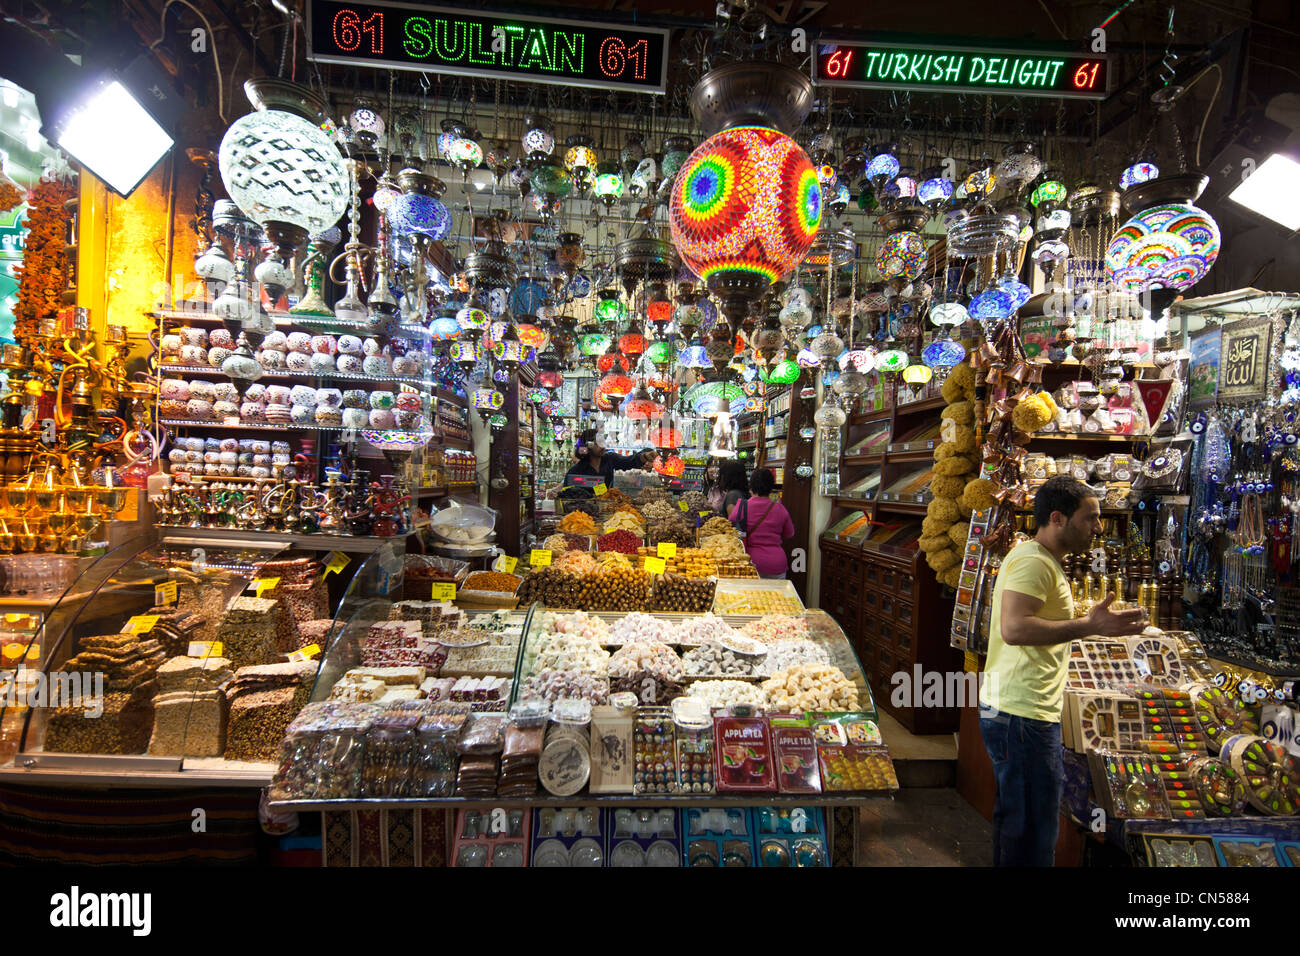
[866,143,900,188]
[875,348,910,373]
[1120,160,1160,191]
[595,290,627,324]
[473,387,505,410]
[619,331,648,358]
[874,208,930,282]
[389,169,451,241]
[599,371,635,400]
[579,333,612,357]
[521,114,554,157]
[598,349,630,374]
[669,61,821,328]
[593,161,625,206]
[766,358,801,385]
[1105,174,1220,300]
[563,135,598,188]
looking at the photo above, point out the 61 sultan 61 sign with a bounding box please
[307,0,669,93]
[815,40,1108,100]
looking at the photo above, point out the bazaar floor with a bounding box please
[860,713,994,866]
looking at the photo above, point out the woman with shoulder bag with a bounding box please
[728,467,796,578]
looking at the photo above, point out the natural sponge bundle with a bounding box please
[924,359,980,584]
[1010,390,1059,434]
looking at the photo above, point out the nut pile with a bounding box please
[762,664,859,712]
[681,490,711,512]
[700,516,737,538]
[684,679,768,710]
[648,514,695,547]
[640,499,680,521]
[648,574,717,612]
[682,641,762,677]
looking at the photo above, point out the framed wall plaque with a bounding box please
[1218,318,1272,403]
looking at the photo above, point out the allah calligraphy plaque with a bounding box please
[1218,318,1271,403]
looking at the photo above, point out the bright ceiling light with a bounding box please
[54,80,173,196]
[1228,152,1300,232]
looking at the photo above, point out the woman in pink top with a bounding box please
[728,467,796,578]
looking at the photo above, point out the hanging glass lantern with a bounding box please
[997,142,1042,183]
[513,322,548,350]
[592,161,624,206]
[543,400,566,417]
[866,144,900,187]
[597,352,630,375]
[917,168,954,209]
[473,387,505,410]
[579,333,611,357]
[1030,178,1067,207]
[813,395,847,427]
[645,340,675,367]
[679,342,710,368]
[450,136,484,172]
[521,115,554,156]
[1120,161,1160,191]
[530,157,573,199]
[645,285,673,325]
[902,364,933,386]
[451,341,482,366]
[661,135,694,180]
[922,338,967,378]
[429,314,461,341]
[563,135,598,188]
[669,126,821,299]
[796,347,820,368]
[537,369,564,390]
[349,103,385,149]
[875,231,927,280]
[1106,198,1221,295]
[875,349,909,373]
[488,412,509,429]
[457,306,488,337]
[930,301,970,327]
[766,358,801,385]
[594,290,627,324]
[619,332,648,358]
[599,372,634,400]
[555,233,584,276]
[389,169,451,241]
[525,387,550,405]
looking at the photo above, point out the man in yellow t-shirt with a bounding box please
[978,475,1147,866]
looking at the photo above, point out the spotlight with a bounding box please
[1228,153,1300,232]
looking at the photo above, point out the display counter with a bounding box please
[0,533,403,788]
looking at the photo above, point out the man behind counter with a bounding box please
[563,430,655,488]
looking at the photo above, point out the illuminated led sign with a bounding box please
[307,0,669,93]
[814,40,1108,100]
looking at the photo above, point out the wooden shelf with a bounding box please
[832,497,877,509]
[1026,433,1151,443]
[850,408,892,425]
[843,453,885,466]
[884,449,935,464]
[873,500,929,515]
[894,396,946,417]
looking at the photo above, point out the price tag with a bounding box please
[323,551,350,577]
[431,583,457,601]
[657,542,677,559]
[122,615,160,635]
[187,640,224,659]
[593,483,607,496]
[249,577,280,597]
[678,500,689,512]
[154,581,178,606]
[493,555,518,573]
[699,511,711,517]
[530,549,552,567]
[644,556,666,574]
[288,644,321,662]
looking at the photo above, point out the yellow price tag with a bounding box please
[657,542,677,559]
[493,555,518,573]
[249,577,280,597]
[188,640,224,659]
[155,581,178,606]
[593,483,607,496]
[530,549,552,567]
[323,551,351,577]
[431,583,457,601]
[644,556,666,574]
[123,615,160,635]
[678,500,689,512]
[288,644,321,662]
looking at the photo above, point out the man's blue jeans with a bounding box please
[978,705,1063,867]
